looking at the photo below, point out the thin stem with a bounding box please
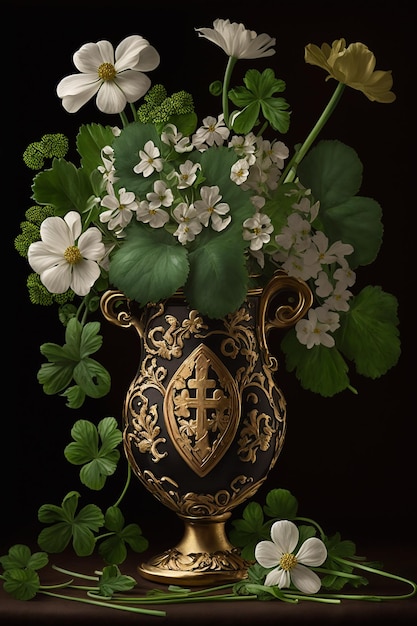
[113,463,132,508]
[40,590,166,616]
[129,102,138,122]
[333,557,417,601]
[281,82,346,184]
[222,56,238,127]
[119,110,129,128]
[52,564,98,581]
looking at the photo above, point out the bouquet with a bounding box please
[15,18,400,406]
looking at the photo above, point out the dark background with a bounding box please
[4,0,415,576]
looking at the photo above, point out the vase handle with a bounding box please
[258,270,313,359]
[100,290,145,336]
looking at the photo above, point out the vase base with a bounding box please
[138,547,249,586]
[138,512,251,586]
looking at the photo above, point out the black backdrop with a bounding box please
[5,0,415,568]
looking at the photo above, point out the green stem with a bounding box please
[281,81,346,184]
[129,102,138,122]
[52,564,98,581]
[294,516,326,541]
[333,557,417,601]
[113,462,132,508]
[118,110,129,128]
[222,56,238,127]
[39,590,166,616]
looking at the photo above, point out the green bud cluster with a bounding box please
[14,205,54,258]
[137,84,194,124]
[23,133,69,170]
[27,273,75,307]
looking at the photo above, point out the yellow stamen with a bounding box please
[279,553,297,571]
[98,62,117,81]
[64,245,82,265]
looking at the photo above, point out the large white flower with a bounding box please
[28,211,105,296]
[255,520,327,594]
[56,35,160,114]
[196,19,276,60]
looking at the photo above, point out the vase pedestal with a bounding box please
[138,513,250,585]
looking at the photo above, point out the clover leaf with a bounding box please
[228,68,290,134]
[0,544,49,572]
[262,488,299,520]
[98,506,149,565]
[37,317,111,408]
[2,568,41,601]
[322,532,369,590]
[37,491,104,556]
[64,417,122,490]
[228,501,271,561]
[95,564,137,598]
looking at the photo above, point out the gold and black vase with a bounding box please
[100,270,312,585]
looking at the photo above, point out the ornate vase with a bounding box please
[100,271,312,585]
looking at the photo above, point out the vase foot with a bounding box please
[138,513,251,586]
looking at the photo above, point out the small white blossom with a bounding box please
[146,180,174,209]
[295,308,335,348]
[173,203,203,244]
[194,185,231,231]
[324,282,353,312]
[161,124,193,153]
[255,520,327,594]
[230,158,251,185]
[192,114,230,149]
[133,140,163,177]
[175,160,201,188]
[100,186,138,232]
[136,200,170,228]
[243,212,273,250]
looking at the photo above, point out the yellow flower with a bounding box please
[304,38,396,103]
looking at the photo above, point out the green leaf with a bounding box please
[263,488,298,520]
[281,329,350,396]
[3,568,40,601]
[37,491,104,556]
[0,545,48,572]
[228,501,270,561]
[109,223,189,305]
[96,565,136,597]
[229,69,290,134]
[320,196,383,268]
[337,286,400,378]
[37,319,110,406]
[99,508,148,564]
[185,232,248,318]
[64,418,122,490]
[32,158,93,215]
[298,140,363,209]
[77,123,116,175]
[113,122,161,196]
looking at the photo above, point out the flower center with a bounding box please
[279,552,297,571]
[64,245,83,265]
[98,62,117,81]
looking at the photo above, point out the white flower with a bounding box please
[192,114,230,148]
[145,180,174,209]
[100,186,138,232]
[175,160,201,188]
[136,200,170,228]
[295,308,335,348]
[56,35,160,114]
[161,124,193,153]
[255,520,327,594]
[243,212,273,250]
[173,203,203,244]
[230,158,251,185]
[28,211,105,297]
[196,18,276,60]
[194,185,231,232]
[133,140,163,177]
